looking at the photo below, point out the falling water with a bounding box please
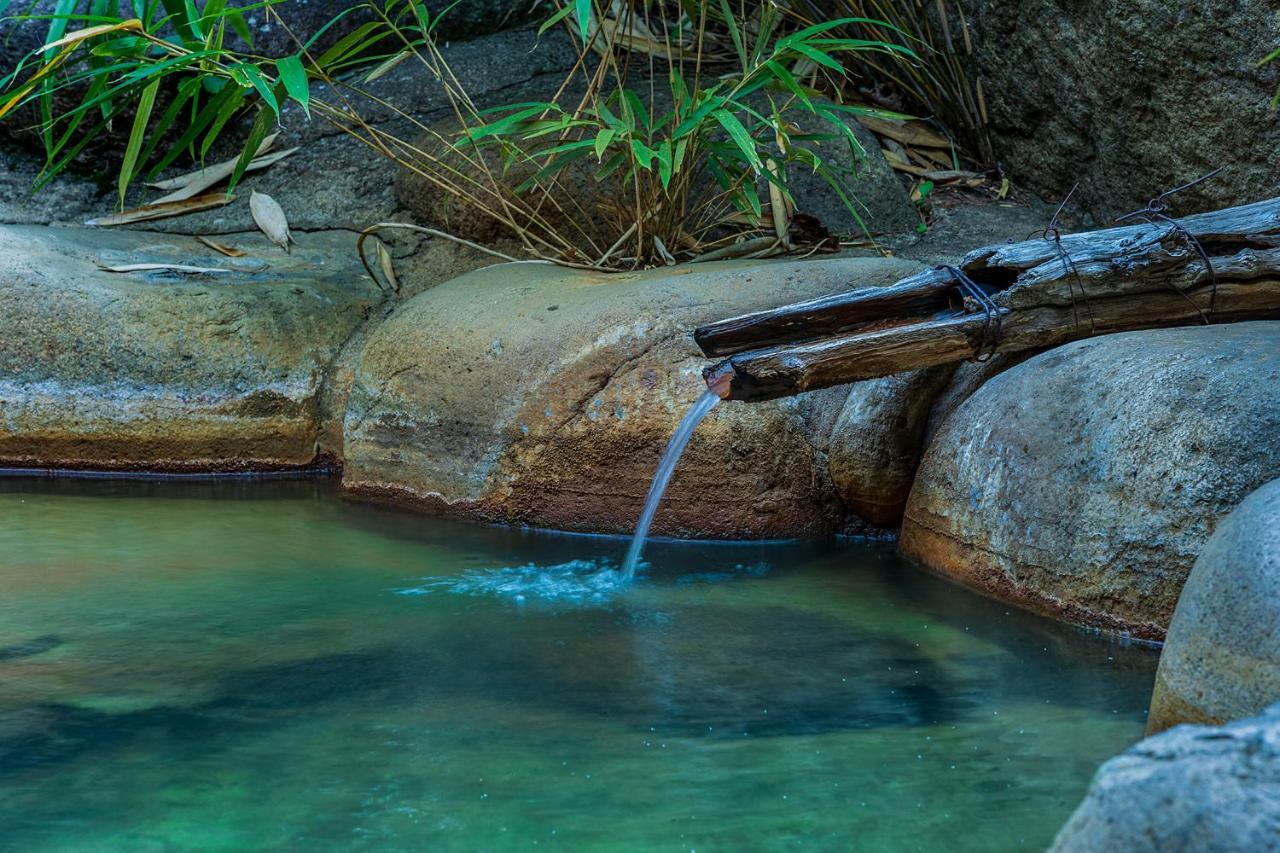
[621,389,722,580]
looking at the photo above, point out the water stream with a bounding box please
[621,389,721,579]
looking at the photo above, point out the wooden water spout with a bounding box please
[697,197,1280,402]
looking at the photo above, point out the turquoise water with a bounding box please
[0,479,1157,851]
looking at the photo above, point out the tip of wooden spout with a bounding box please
[704,364,734,400]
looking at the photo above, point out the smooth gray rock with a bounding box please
[1148,478,1280,733]
[1051,702,1280,852]
[967,0,1280,220]
[901,322,1280,641]
[0,224,383,471]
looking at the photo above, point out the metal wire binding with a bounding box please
[1114,168,1223,320]
[943,264,1003,362]
[1031,183,1096,332]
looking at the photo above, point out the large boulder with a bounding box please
[0,225,383,471]
[1148,478,1280,734]
[900,322,1280,641]
[968,0,1280,220]
[1050,702,1280,852]
[340,255,924,538]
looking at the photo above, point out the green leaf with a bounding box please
[715,0,747,72]
[231,62,279,117]
[276,54,309,117]
[712,108,761,170]
[228,103,272,192]
[118,76,159,207]
[538,2,575,35]
[226,8,252,47]
[312,20,384,68]
[790,43,845,74]
[199,83,246,158]
[655,140,673,190]
[593,127,615,160]
[620,88,650,134]
[594,149,626,181]
[574,0,591,41]
[631,138,655,169]
[764,59,812,108]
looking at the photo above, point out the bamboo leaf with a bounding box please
[712,108,761,170]
[228,105,273,192]
[574,0,591,41]
[86,192,235,226]
[538,2,574,35]
[276,54,309,117]
[118,77,159,206]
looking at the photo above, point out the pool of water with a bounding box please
[0,478,1157,851]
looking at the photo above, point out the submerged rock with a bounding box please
[1050,701,1280,852]
[900,322,1280,640]
[341,255,923,538]
[0,225,383,471]
[1148,478,1280,734]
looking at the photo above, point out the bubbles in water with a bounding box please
[397,559,630,603]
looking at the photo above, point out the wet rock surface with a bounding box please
[1147,478,1280,734]
[900,322,1280,640]
[0,225,383,470]
[1051,701,1280,852]
[341,255,923,538]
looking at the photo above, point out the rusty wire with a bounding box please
[1114,168,1223,320]
[1031,183,1096,332]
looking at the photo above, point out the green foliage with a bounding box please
[785,0,990,165]
[1261,44,1280,110]
[419,0,915,267]
[0,0,354,201]
[0,0,923,271]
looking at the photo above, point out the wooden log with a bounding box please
[709,278,1280,401]
[695,196,1280,359]
[698,195,1280,402]
[694,266,958,357]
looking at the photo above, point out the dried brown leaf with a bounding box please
[196,236,247,257]
[86,193,235,226]
[857,115,951,149]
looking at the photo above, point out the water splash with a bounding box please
[399,559,625,603]
[621,389,721,580]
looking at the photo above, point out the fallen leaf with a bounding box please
[96,262,230,274]
[146,134,279,190]
[857,115,951,149]
[881,148,928,176]
[86,193,235,226]
[149,141,298,204]
[375,241,400,291]
[196,236,247,257]
[653,235,676,265]
[250,191,293,253]
[922,169,985,183]
[997,177,1011,199]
